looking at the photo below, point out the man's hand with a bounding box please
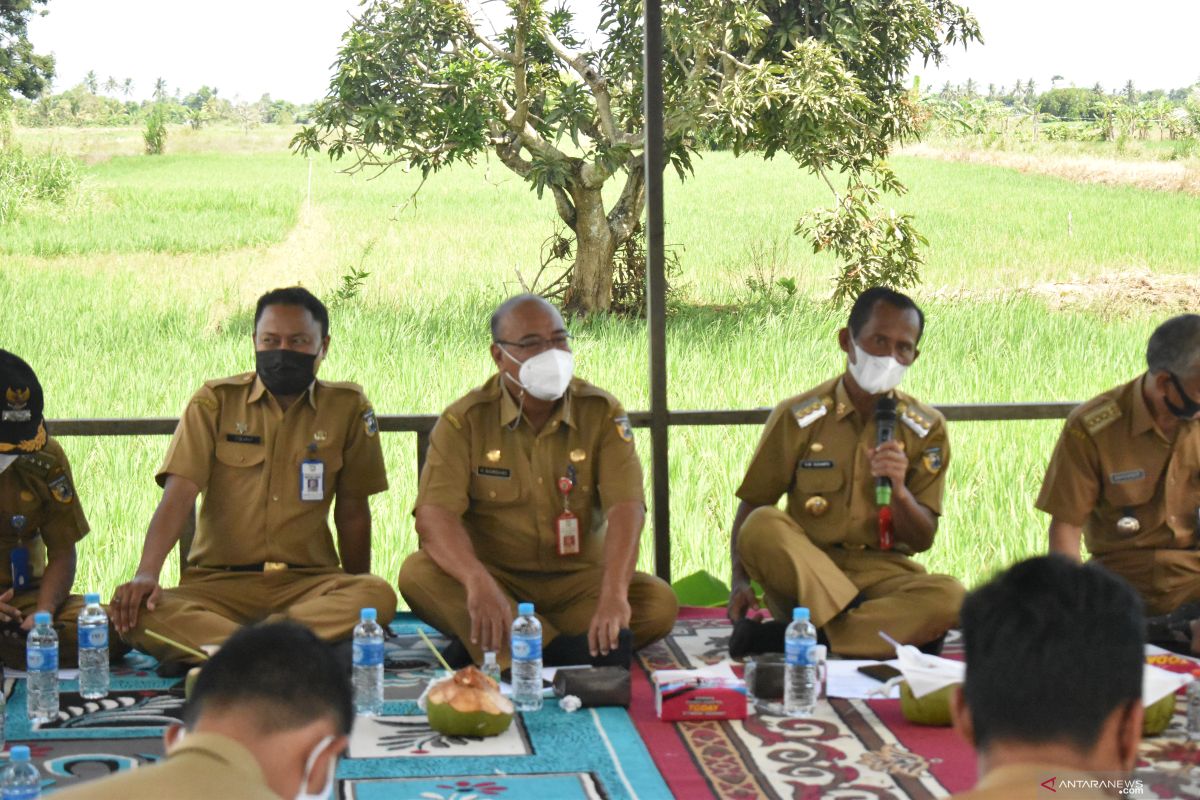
[19,609,49,632]
[0,589,24,626]
[869,440,909,494]
[589,592,632,657]
[111,574,162,634]
[466,572,513,654]
[727,580,760,622]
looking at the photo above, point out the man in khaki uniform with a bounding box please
[0,351,120,668]
[1040,314,1200,631]
[949,556,1143,800]
[53,622,350,800]
[111,287,396,671]
[401,294,677,668]
[728,288,962,659]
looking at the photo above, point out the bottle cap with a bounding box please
[792,607,810,622]
[10,745,29,762]
[360,608,377,622]
[84,592,100,604]
[34,611,51,625]
[484,650,497,664]
[518,602,534,616]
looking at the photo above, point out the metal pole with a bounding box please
[643,0,670,583]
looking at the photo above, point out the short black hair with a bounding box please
[184,622,353,735]
[489,293,556,341]
[961,555,1143,753]
[847,287,925,341]
[254,286,330,339]
[1146,313,1200,380]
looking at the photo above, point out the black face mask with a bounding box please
[256,349,317,397]
[1166,372,1200,420]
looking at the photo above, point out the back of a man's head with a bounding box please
[184,622,353,736]
[961,555,1143,754]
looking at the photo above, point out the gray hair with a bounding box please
[489,293,556,341]
[1147,314,1200,379]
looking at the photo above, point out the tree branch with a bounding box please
[511,0,531,132]
[540,24,621,145]
[550,185,578,231]
[462,8,516,63]
[606,159,645,242]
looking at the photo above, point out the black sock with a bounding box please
[440,637,474,669]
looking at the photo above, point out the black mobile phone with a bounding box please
[857,663,903,683]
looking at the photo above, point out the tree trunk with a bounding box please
[564,185,617,314]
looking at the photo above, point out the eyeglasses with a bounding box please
[495,334,573,354]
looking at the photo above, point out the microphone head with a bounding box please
[874,396,897,420]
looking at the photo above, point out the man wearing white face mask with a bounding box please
[727,287,963,659]
[401,294,677,669]
[53,621,350,800]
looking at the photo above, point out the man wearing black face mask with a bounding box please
[1040,313,1200,646]
[111,287,397,674]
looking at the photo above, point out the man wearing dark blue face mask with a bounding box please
[111,287,397,674]
[1040,313,1200,645]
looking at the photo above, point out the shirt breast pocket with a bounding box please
[794,464,845,497]
[214,440,267,469]
[1102,471,1155,509]
[469,467,522,506]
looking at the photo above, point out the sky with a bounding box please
[24,0,1200,104]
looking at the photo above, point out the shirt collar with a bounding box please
[1130,372,1157,437]
[497,374,575,430]
[248,374,319,410]
[170,732,270,786]
[834,377,856,421]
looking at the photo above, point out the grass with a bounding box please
[1,126,1193,602]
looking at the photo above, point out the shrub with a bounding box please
[144,105,167,155]
[0,147,83,223]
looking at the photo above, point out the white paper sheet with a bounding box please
[825,660,902,699]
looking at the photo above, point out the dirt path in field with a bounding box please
[901,143,1200,195]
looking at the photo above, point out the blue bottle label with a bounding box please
[511,633,541,661]
[26,645,58,672]
[81,626,108,650]
[353,641,384,667]
[785,638,813,667]
[3,787,39,800]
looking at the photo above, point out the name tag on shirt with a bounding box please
[226,434,262,445]
[300,459,325,501]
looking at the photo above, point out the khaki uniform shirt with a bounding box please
[158,373,387,568]
[1037,375,1200,555]
[951,763,1120,800]
[50,732,279,800]
[0,437,87,590]
[416,375,644,573]
[736,377,949,552]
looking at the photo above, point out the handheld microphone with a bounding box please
[874,397,897,507]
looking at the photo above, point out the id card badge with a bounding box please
[556,511,581,556]
[10,545,30,590]
[300,459,325,502]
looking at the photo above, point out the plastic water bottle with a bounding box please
[784,607,818,717]
[352,607,384,716]
[511,602,543,712]
[77,593,110,700]
[0,745,39,799]
[481,650,501,687]
[26,612,59,724]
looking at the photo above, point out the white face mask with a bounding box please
[848,342,908,395]
[500,347,574,401]
[295,734,337,800]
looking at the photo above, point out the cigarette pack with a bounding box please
[653,670,747,721]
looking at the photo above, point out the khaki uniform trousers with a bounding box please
[1095,549,1200,617]
[738,507,963,658]
[399,550,678,666]
[126,567,398,664]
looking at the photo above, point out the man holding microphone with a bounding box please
[726,287,962,659]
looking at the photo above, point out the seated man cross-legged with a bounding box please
[728,287,963,659]
[401,294,677,669]
[111,287,397,673]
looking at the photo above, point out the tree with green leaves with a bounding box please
[296,0,979,313]
[1,0,54,99]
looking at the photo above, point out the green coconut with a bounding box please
[426,666,515,737]
[1142,691,1176,736]
[899,681,957,727]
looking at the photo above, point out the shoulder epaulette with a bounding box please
[206,372,255,388]
[1080,398,1121,436]
[318,379,366,395]
[896,401,933,439]
[14,451,57,479]
[791,396,830,429]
